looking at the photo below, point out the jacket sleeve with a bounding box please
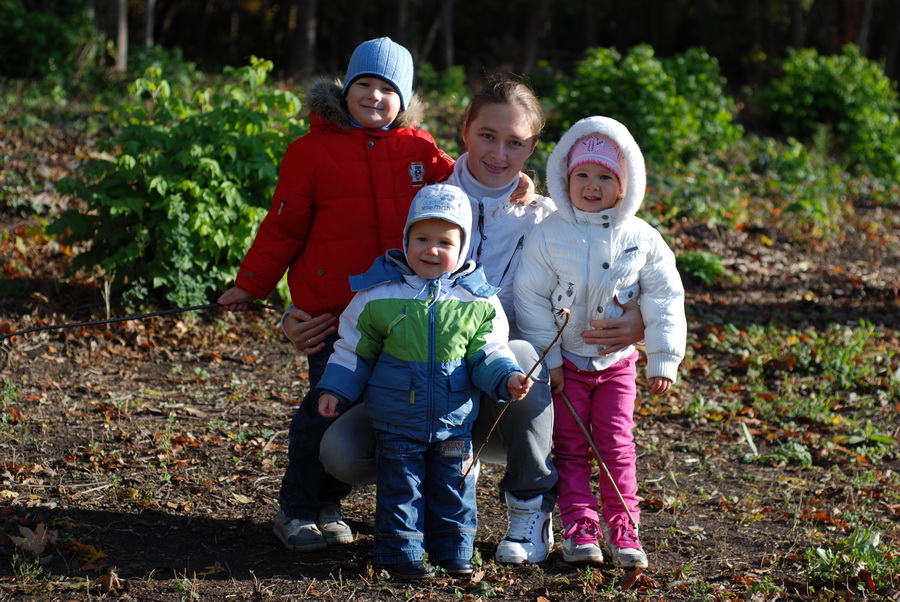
[513,226,566,369]
[638,229,687,382]
[317,290,380,403]
[234,139,315,299]
[415,129,455,184]
[467,297,524,401]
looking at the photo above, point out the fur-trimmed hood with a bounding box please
[546,116,647,223]
[304,76,426,130]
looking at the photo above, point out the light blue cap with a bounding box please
[342,37,414,111]
[404,184,473,271]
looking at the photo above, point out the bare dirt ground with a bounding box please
[1,198,899,600]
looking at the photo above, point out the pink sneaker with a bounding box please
[561,517,604,564]
[603,514,648,569]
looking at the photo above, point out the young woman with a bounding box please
[285,77,646,565]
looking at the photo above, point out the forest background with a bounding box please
[1,0,900,600]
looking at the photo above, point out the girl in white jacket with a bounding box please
[514,116,686,570]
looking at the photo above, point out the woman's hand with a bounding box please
[318,392,341,417]
[217,286,256,312]
[283,306,338,355]
[583,300,645,355]
[506,373,533,400]
[648,377,672,395]
[509,171,536,206]
[549,366,565,395]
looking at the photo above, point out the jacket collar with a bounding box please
[350,251,499,299]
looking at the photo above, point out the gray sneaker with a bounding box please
[602,514,648,569]
[561,518,604,564]
[273,510,327,551]
[316,503,354,545]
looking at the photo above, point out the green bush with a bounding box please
[49,57,306,308]
[755,44,900,181]
[743,134,850,236]
[676,251,737,285]
[649,133,851,237]
[0,0,95,79]
[546,45,743,168]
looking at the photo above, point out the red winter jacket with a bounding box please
[235,78,455,317]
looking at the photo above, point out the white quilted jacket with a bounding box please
[514,116,686,381]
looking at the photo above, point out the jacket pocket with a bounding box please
[550,280,576,311]
[615,282,641,306]
[366,362,418,430]
[442,365,477,429]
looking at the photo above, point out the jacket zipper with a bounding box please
[426,283,436,442]
[498,235,525,285]
[475,202,486,261]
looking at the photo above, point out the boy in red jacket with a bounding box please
[219,37,455,551]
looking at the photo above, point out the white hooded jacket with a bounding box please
[514,116,686,381]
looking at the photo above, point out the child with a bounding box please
[218,37,455,552]
[317,183,533,579]
[514,116,686,570]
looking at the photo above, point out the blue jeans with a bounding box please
[374,430,477,564]
[278,332,352,520]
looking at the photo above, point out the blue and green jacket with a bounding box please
[317,249,524,442]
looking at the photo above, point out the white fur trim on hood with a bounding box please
[546,116,646,223]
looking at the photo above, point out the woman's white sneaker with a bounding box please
[316,503,354,545]
[272,511,327,551]
[495,492,553,564]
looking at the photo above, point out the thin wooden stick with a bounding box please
[0,302,282,342]
[458,309,571,487]
[558,390,639,530]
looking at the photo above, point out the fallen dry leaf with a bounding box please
[9,522,58,555]
[199,562,225,576]
[620,568,660,590]
[620,568,643,590]
[95,567,125,594]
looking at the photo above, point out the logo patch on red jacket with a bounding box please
[409,162,424,187]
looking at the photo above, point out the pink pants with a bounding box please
[552,352,640,529]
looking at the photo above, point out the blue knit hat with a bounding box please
[342,37,414,111]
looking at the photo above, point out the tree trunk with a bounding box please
[393,0,409,47]
[439,0,454,70]
[115,0,127,71]
[421,4,441,63]
[886,6,900,79]
[145,0,156,48]
[855,0,874,54]
[229,0,240,64]
[288,0,318,82]
[790,0,807,48]
[520,0,550,73]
